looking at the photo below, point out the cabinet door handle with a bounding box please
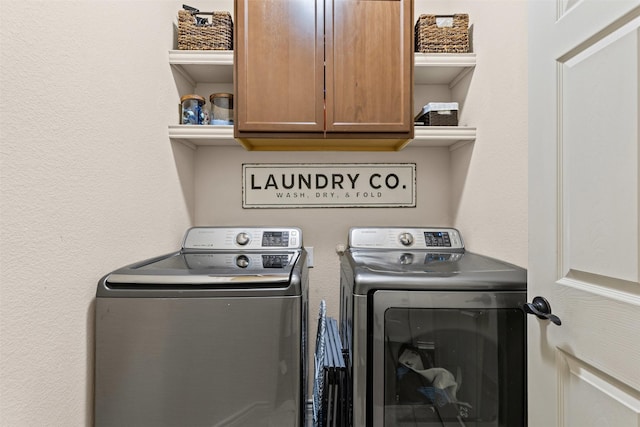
[523,296,562,326]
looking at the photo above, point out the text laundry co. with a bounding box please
[250,173,406,190]
[242,164,416,208]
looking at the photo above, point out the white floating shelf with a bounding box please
[412,126,476,149]
[169,125,476,150]
[169,50,234,85]
[414,53,476,87]
[168,125,237,148]
[169,50,476,87]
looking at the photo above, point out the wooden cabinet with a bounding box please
[234,0,324,134]
[326,0,412,135]
[234,0,414,150]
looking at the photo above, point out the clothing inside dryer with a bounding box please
[384,307,525,426]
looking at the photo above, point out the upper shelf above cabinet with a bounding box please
[169,50,233,85]
[169,50,476,87]
[414,53,476,87]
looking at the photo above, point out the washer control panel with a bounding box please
[348,227,464,250]
[183,227,302,250]
[181,252,296,269]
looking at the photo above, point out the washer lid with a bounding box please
[105,251,300,286]
[98,227,307,297]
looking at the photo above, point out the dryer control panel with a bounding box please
[348,227,464,251]
[183,227,302,250]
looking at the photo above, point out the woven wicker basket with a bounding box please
[178,10,233,50]
[415,14,469,53]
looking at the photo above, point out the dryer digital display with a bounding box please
[423,231,451,247]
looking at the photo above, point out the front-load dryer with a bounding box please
[339,227,527,427]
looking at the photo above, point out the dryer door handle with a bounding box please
[524,296,562,326]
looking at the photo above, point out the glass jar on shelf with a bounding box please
[180,94,206,125]
[209,93,233,125]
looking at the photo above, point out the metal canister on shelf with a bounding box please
[181,94,206,125]
[209,93,233,125]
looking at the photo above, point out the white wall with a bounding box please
[0,2,192,426]
[446,0,529,265]
[194,146,453,319]
[0,0,527,425]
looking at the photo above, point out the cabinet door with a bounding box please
[326,0,413,135]
[235,0,324,134]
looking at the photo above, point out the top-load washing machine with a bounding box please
[339,227,527,427]
[95,226,308,427]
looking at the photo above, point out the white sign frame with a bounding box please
[242,163,416,208]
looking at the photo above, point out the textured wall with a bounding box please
[0,0,527,425]
[194,146,454,324]
[446,0,529,267]
[0,2,193,425]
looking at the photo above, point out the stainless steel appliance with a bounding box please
[95,226,308,427]
[339,227,527,427]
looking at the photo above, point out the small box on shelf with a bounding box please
[414,103,459,126]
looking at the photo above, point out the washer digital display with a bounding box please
[262,254,290,268]
[262,231,289,247]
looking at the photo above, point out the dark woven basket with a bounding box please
[414,105,459,126]
[178,10,233,50]
[415,14,469,53]
[422,110,458,126]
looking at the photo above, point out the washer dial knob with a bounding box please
[236,232,251,246]
[399,253,414,265]
[399,232,414,247]
[236,255,250,268]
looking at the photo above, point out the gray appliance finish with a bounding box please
[339,227,527,427]
[95,227,308,427]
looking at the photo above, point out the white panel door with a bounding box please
[528,0,640,426]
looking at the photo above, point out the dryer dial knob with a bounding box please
[236,255,250,268]
[399,232,414,247]
[236,232,251,246]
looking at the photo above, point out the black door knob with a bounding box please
[524,296,562,326]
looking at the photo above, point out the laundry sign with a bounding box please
[242,163,416,208]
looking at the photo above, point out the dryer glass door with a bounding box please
[372,291,526,427]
